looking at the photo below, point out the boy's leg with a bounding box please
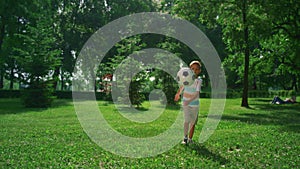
[188,124,195,139]
[182,122,189,144]
[188,107,199,141]
[184,122,189,137]
[182,106,190,144]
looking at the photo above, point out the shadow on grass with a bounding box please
[0,98,72,115]
[165,104,181,110]
[187,144,228,165]
[220,99,300,133]
[51,99,74,108]
[251,98,272,103]
[117,106,149,112]
[116,104,180,113]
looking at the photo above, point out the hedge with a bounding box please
[0,90,21,98]
[0,89,297,100]
[226,89,297,98]
[0,90,112,101]
[57,91,112,101]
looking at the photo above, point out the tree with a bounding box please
[237,0,300,91]
[173,0,271,107]
[154,39,186,105]
[55,0,157,91]
[15,8,61,107]
[103,36,147,107]
[259,0,300,91]
[0,0,31,89]
[53,0,109,90]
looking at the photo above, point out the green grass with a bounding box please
[0,98,299,168]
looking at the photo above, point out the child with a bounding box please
[174,61,202,144]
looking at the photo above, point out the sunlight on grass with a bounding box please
[0,98,299,168]
[99,100,179,137]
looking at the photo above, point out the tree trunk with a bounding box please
[292,75,297,91]
[241,0,249,108]
[0,19,5,50]
[52,66,60,90]
[61,73,64,90]
[252,77,257,90]
[9,68,14,89]
[0,18,6,89]
[0,72,3,89]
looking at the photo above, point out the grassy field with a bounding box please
[0,98,299,168]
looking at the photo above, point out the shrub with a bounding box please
[288,90,297,97]
[248,90,270,98]
[21,82,55,108]
[55,91,72,99]
[96,92,112,101]
[226,89,241,98]
[129,81,145,107]
[0,90,21,98]
[269,90,294,98]
[56,91,112,101]
[200,92,210,98]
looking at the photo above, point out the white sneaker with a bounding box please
[181,137,188,144]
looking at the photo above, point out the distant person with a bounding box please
[271,96,296,104]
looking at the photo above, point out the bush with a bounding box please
[158,83,178,105]
[269,90,292,98]
[200,92,210,98]
[0,90,21,98]
[3,88,296,102]
[225,89,297,98]
[21,82,55,108]
[96,92,112,101]
[288,90,297,97]
[55,91,72,99]
[248,90,270,98]
[129,81,145,107]
[56,91,112,101]
[226,89,241,98]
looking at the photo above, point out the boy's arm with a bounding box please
[174,86,184,101]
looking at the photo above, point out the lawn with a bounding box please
[0,98,299,168]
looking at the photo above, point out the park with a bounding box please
[0,0,299,168]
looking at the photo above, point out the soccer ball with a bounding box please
[176,67,195,86]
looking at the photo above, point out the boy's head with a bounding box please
[189,61,201,76]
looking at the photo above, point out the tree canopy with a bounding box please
[169,0,299,106]
[0,0,299,107]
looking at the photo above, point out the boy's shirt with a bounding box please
[182,77,202,107]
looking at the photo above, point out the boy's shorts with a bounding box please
[183,106,199,124]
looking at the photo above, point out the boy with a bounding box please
[174,61,202,144]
